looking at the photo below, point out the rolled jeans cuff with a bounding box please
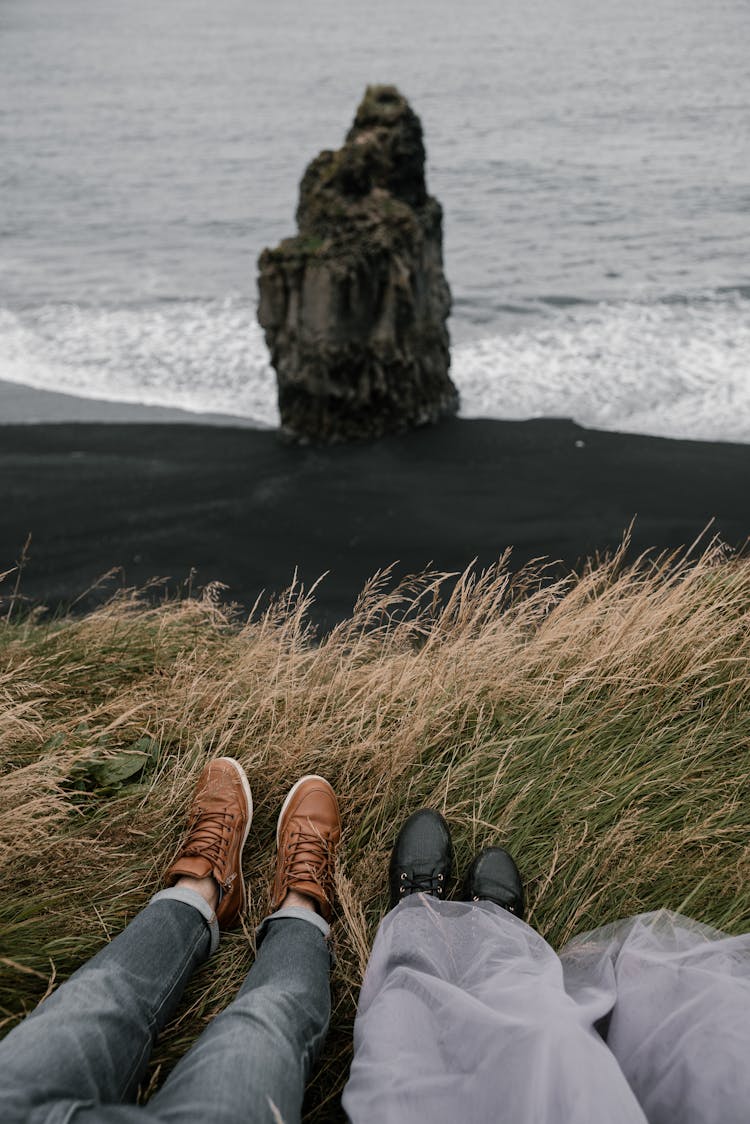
[256,905,331,948]
[150,886,220,955]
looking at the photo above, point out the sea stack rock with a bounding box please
[257,85,459,442]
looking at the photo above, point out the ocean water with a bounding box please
[1,0,749,440]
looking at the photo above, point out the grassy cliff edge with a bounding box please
[2,544,749,1116]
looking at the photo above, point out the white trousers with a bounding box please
[343,898,750,1124]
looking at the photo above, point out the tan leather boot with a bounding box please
[272,775,341,922]
[165,757,253,929]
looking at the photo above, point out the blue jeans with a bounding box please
[0,889,332,1124]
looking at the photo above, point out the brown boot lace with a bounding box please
[283,828,336,903]
[183,807,236,886]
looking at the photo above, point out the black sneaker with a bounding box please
[461,847,524,919]
[389,809,453,909]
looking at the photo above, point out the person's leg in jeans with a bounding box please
[343,811,647,1124]
[145,773,341,1124]
[0,755,249,1124]
[0,761,341,1124]
[0,891,214,1124]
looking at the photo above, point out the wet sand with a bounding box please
[2,405,748,632]
[0,377,262,427]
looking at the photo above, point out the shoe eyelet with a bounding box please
[401,872,407,880]
[437,873,443,881]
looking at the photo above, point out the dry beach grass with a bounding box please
[2,543,750,1118]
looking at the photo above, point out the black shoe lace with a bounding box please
[399,871,446,897]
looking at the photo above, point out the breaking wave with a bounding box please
[0,298,279,426]
[1,291,749,442]
[454,292,750,443]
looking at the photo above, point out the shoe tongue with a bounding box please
[169,855,213,881]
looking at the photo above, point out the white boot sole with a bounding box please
[214,757,254,910]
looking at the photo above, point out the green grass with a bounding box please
[1,543,749,1118]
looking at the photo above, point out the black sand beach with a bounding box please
[2,408,749,632]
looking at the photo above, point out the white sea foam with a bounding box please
[452,295,750,443]
[1,294,749,442]
[0,299,279,427]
